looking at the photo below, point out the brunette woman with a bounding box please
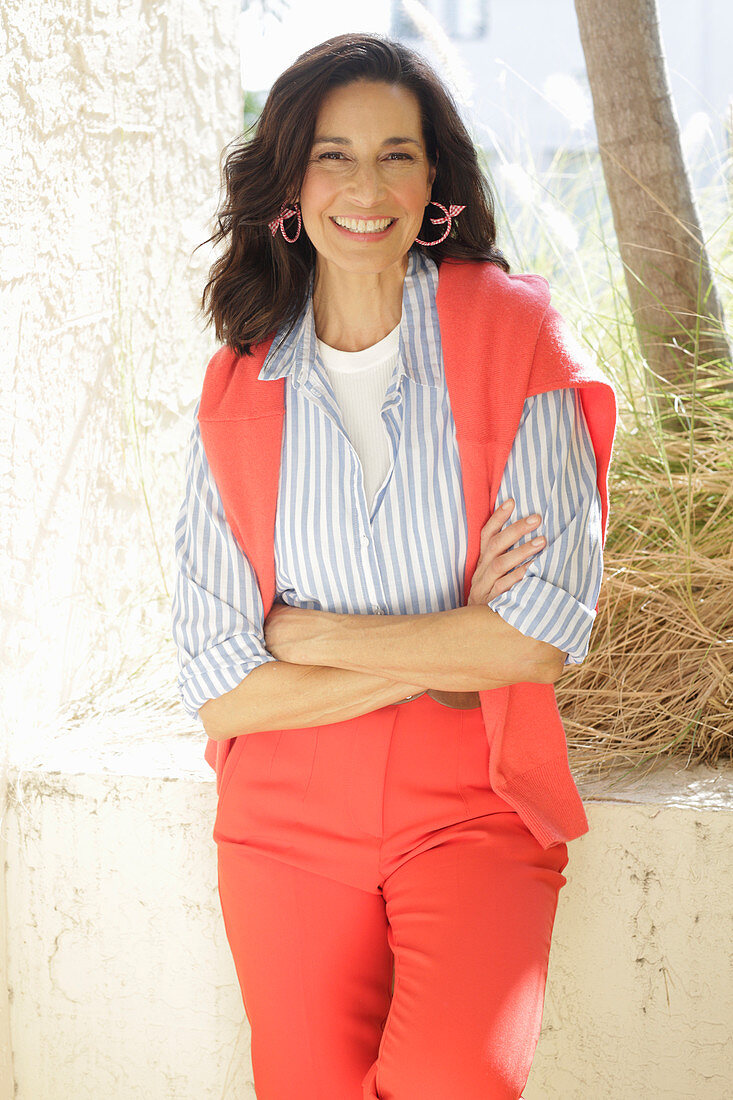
[172,31,616,1100]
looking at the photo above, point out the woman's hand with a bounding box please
[264,601,325,664]
[427,499,546,708]
[466,498,546,606]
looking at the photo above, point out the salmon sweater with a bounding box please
[196,257,618,849]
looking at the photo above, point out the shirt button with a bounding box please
[372,606,384,615]
[360,533,370,548]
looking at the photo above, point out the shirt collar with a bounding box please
[257,246,442,389]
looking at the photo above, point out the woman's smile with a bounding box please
[330,215,398,241]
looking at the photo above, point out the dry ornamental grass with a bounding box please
[559,389,733,781]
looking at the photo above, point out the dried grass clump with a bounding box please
[559,394,733,782]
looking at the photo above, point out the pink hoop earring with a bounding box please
[269,201,302,243]
[415,201,465,246]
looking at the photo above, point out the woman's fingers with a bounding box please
[487,536,544,587]
[483,497,516,540]
[504,533,546,570]
[486,563,528,598]
[482,499,538,543]
[468,500,547,604]
[467,556,530,605]
[481,500,546,560]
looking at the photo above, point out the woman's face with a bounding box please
[298,79,437,276]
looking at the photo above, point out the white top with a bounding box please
[316,320,401,508]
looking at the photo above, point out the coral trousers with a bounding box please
[214,691,569,1100]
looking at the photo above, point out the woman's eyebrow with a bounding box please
[313,135,421,146]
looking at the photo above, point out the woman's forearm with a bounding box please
[200,660,429,741]
[286,605,558,691]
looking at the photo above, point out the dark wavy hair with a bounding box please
[197,32,510,356]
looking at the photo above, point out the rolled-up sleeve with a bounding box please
[487,387,603,665]
[170,399,278,722]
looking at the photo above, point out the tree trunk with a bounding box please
[574,0,732,430]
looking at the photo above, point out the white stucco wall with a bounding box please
[3,735,731,1099]
[1,0,241,756]
[1,2,241,1095]
[527,763,733,1098]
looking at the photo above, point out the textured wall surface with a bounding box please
[2,742,731,1098]
[526,761,733,1099]
[1,0,241,754]
[1,1,242,1095]
[6,770,238,1098]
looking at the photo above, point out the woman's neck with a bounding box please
[311,253,409,352]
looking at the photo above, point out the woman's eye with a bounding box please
[316,152,413,162]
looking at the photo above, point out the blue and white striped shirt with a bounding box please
[172,248,603,722]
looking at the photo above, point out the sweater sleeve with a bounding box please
[486,387,603,665]
[170,399,278,722]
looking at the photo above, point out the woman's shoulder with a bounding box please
[198,340,276,422]
[438,257,552,330]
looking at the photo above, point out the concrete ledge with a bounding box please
[526,760,732,1099]
[2,723,731,1099]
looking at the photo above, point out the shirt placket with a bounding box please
[301,364,404,618]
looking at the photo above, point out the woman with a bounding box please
[172,32,616,1100]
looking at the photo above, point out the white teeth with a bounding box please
[333,216,394,233]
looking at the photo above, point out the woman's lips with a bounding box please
[330,217,398,241]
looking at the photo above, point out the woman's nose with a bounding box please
[346,165,386,203]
